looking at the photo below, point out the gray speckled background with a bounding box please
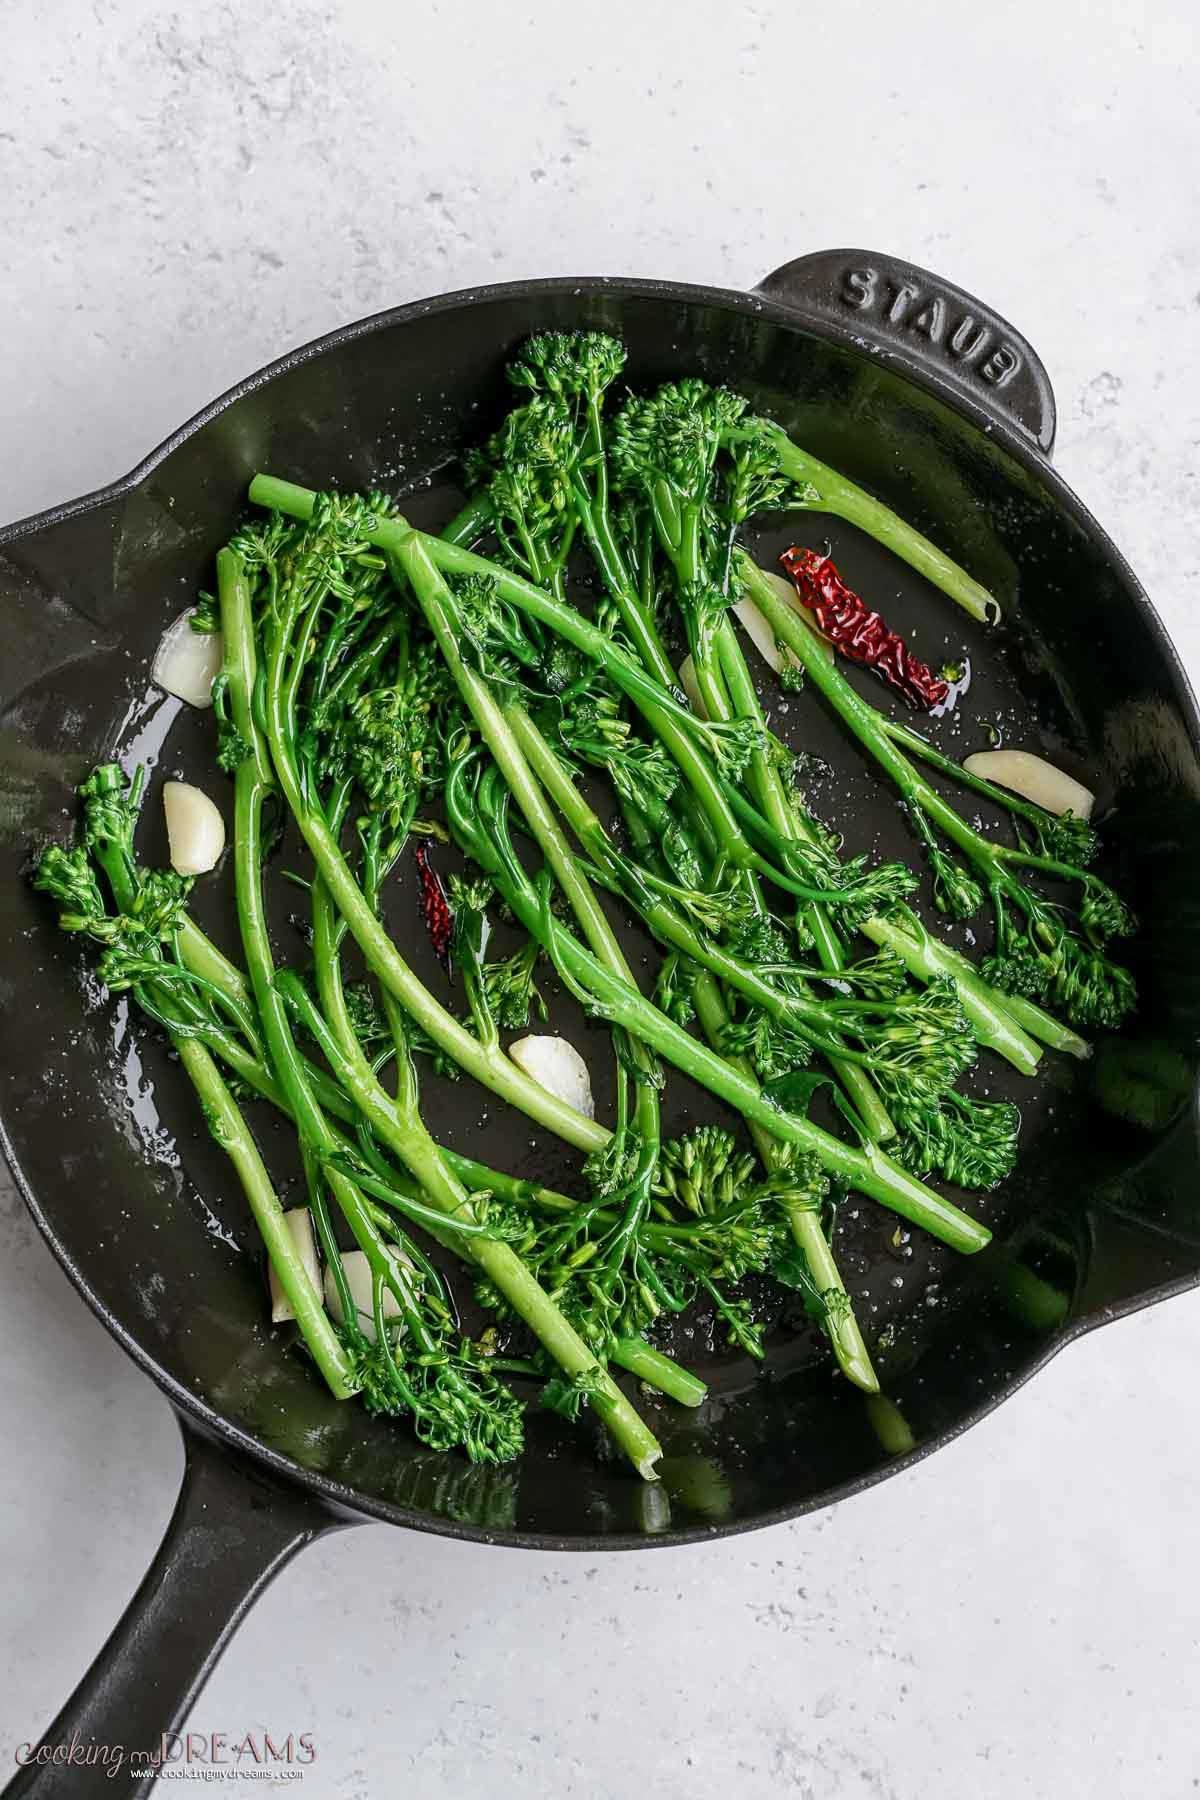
[2,3,1198,1795]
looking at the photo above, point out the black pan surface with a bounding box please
[2,269,1199,1553]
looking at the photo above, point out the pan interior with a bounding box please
[2,284,1198,1542]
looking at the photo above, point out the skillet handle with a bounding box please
[4,1415,352,1796]
[756,248,1057,455]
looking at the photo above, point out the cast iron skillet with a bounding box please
[2,250,1199,1793]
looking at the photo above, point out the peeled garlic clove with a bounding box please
[962,750,1094,820]
[163,781,226,875]
[324,1247,412,1342]
[683,574,830,707]
[509,1034,595,1118]
[269,1208,322,1324]
[678,654,708,719]
[152,610,224,708]
[732,594,801,676]
[755,569,835,665]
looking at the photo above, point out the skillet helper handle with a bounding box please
[756,248,1057,455]
[1075,1108,1200,1321]
[5,1416,350,1797]
[0,491,127,720]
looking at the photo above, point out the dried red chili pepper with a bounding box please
[779,547,950,711]
[413,842,454,971]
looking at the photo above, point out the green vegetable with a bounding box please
[239,513,662,1477]
[743,563,1136,1033]
[441,748,991,1255]
[34,772,354,1402]
[34,332,1143,1488]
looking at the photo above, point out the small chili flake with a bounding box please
[779,547,950,711]
[413,842,453,971]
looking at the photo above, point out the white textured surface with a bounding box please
[2,3,1199,1795]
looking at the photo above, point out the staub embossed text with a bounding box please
[839,266,1022,388]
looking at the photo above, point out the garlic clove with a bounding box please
[152,610,224,708]
[962,749,1094,820]
[269,1209,322,1324]
[509,1033,595,1118]
[163,781,226,876]
[323,1247,413,1342]
[682,574,831,713]
[732,595,800,676]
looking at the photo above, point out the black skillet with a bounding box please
[2,249,1199,1794]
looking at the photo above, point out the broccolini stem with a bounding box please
[176,918,253,1014]
[401,543,629,972]
[436,1153,577,1215]
[610,1338,707,1408]
[880,714,1082,838]
[443,755,990,1253]
[439,492,493,549]
[389,535,664,1300]
[318,615,405,721]
[216,549,273,786]
[245,583,610,1158]
[279,964,664,1479]
[735,422,1001,624]
[567,460,677,690]
[176,1035,355,1397]
[710,613,894,1142]
[223,563,453,1368]
[430,537,760,856]
[687,975,879,1394]
[72,750,353,1399]
[863,914,1087,1061]
[87,876,350,1396]
[857,912,1046,1067]
[394,541,650,985]
[865,1393,917,1456]
[231,759,387,1304]
[195,1021,597,1229]
[321,1158,503,1242]
[146,551,272,1019]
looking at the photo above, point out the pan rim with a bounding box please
[3,271,1199,1549]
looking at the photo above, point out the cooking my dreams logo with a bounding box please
[14,1730,317,1780]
